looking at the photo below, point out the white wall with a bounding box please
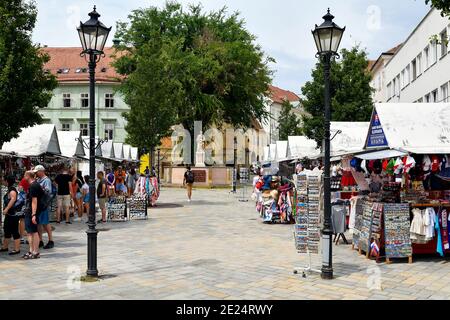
[384,8,450,103]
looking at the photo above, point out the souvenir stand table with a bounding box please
[107,196,128,222]
[127,195,148,220]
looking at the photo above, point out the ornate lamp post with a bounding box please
[77,6,111,277]
[311,9,345,280]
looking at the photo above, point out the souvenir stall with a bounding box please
[345,103,450,263]
[135,174,160,208]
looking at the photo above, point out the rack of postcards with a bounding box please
[107,196,128,222]
[307,175,321,254]
[383,203,413,263]
[127,195,148,220]
[294,174,308,253]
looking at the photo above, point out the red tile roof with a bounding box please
[268,85,300,104]
[42,47,121,83]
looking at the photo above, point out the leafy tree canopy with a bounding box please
[426,0,450,17]
[277,100,302,141]
[301,46,374,145]
[0,0,57,145]
[113,1,273,152]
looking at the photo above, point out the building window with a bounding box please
[400,70,405,88]
[417,53,422,75]
[105,93,114,108]
[406,65,410,85]
[81,94,89,108]
[61,123,71,131]
[387,82,392,99]
[424,46,430,70]
[431,40,438,64]
[411,59,417,81]
[80,123,88,136]
[104,123,114,140]
[441,83,449,102]
[425,94,431,103]
[432,89,438,102]
[441,29,448,57]
[417,97,424,103]
[63,94,71,108]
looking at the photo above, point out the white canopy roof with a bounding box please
[331,122,370,157]
[276,141,288,162]
[100,140,115,159]
[130,147,139,161]
[113,143,124,160]
[1,124,61,157]
[366,103,450,154]
[269,144,277,161]
[57,131,85,158]
[287,136,320,160]
[356,149,408,161]
[123,144,132,161]
[263,146,270,162]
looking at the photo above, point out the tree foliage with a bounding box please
[426,0,450,17]
[301,46,374,145]
[0,0,57,145]
[113,1,273,152]
[277,100,302,141]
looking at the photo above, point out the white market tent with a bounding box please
[269,144,277,161]
[57,131,85,158]
[287,136,320,160]
[123,144,132,161]
[100,140,115,159]
[263,146,270,162]
[130,147,139,162]
[113,142,124,160]
[330,122,370,157]
[1,124,61,157]
[365,103,450,154]
[275,141,289,162]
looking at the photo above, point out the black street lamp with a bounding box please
[232,137,238,193]
[312,9,345,280]
[157,148,161,183]
[78,6,112,278]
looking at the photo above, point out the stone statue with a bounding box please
[195,131,206,167]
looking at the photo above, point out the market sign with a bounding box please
[366,110,389,148]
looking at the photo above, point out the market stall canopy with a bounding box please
[355,149,408,161]
[331,122,370,157]
[263,146,270,162]
[81,136,103,158]
[57,131,85,158]
[113,142,124,160]
[100,140,115,159]
[269,144,277,161]
[276,141,288,162]
[123,144,132,161]
[1,124,61,157]
[287,136,320,160]
[366,103,450,154]
[130,147,139,162]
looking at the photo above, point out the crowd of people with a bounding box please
[1,164,142,260]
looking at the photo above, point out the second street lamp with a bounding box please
[78,6,112,278]
[312,8,345,280]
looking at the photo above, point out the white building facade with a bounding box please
[384,8,450,103]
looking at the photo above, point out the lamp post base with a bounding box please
[86,228,99,277]
[321,266,333,280]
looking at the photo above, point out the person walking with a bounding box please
[35,165,54,249]
[22,171,44,260]
[0,176,21,255]
[17,177,30,244]
[55,167,73,224]
[106,169,116,197]
[72,171,83,221]
[97,171,108,223]
[183,166,195,202]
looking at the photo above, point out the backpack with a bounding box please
[13,190,26,211]
[186,171,195,184]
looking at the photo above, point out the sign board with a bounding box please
[366,110,389,148]
[193,170,207,183]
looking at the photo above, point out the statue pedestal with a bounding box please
[195,151,206,167]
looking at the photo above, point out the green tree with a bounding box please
[426,0,450,17]
[0,0,57,145]
[277,100,302,141]
[113,2,273,161]
[301,46,374,145]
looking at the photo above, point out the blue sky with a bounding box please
[33,0,431,93]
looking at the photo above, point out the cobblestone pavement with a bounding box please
[1,187,450,300]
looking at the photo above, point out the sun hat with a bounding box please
[33,165,46,173]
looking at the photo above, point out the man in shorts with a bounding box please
[97,171,108,223]
[115,166,127,195]
[55,167,73,224]
[183,166,195,202]
[35,165,54,249]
